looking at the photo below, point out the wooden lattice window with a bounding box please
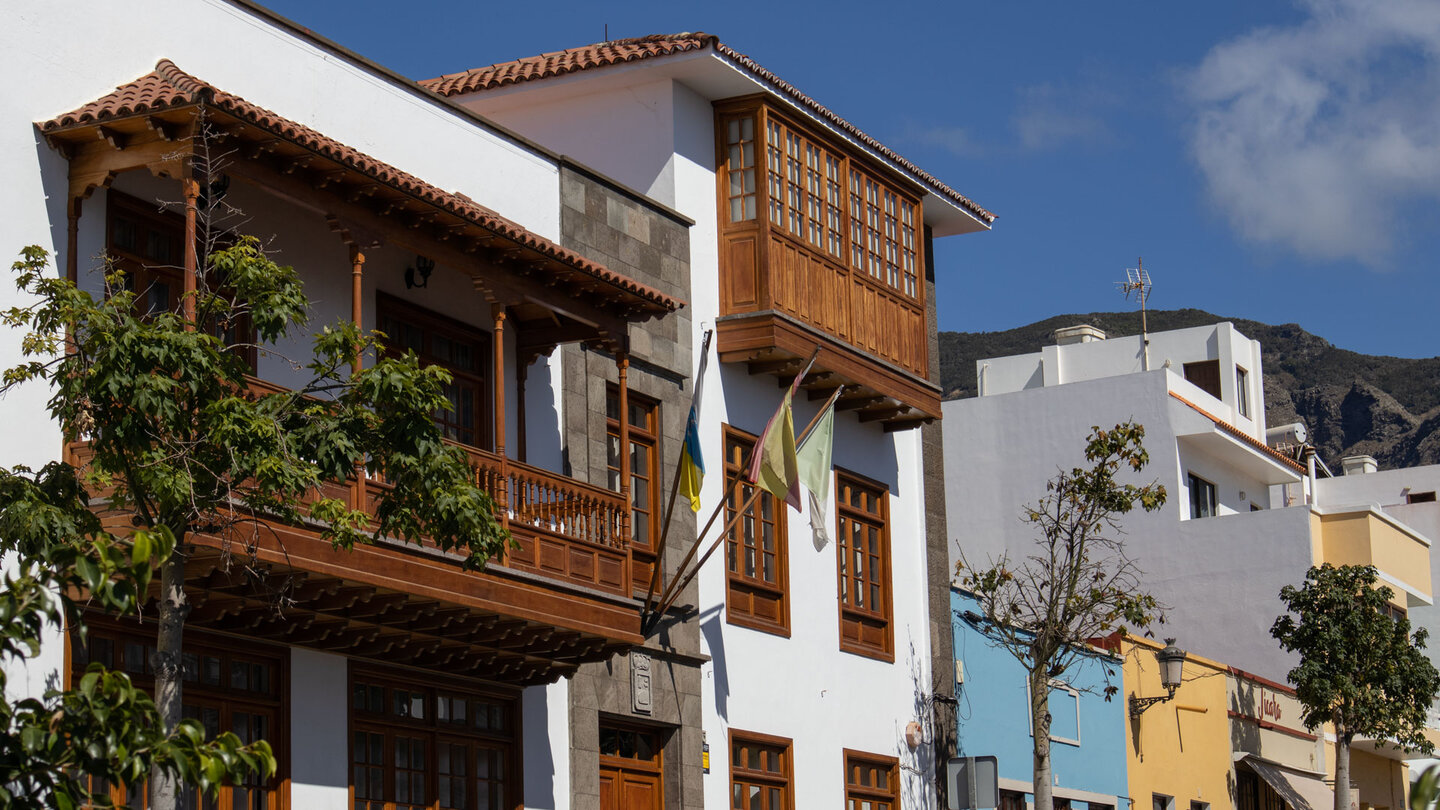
[378,294,491,451]
[724,115,758,223]
[76,620,286,809]
[724,426,790,635]
[730,731,792,810]
[608,386,661,590]
[844,750,898,810]
[836,470,893,660]
[350,666,517,810]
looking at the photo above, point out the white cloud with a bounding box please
[902,124,987,159]
[1012,83,1114,151]
[1185,0,1440,265]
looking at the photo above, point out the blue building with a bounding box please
[951,590,1129,810]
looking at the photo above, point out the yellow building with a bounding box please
[1122,636,1232,810]
[1229,667,1334,810]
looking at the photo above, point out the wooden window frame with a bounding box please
[843,749,898,810]
[835,468,894,661]
[717,98,926,306]
[377,292,493,452]
[729,730,793,810]
[348,662,522,810]
[608,385,662,591]
[74,617,289,810]
[1236,366,1251,419]
[722,113,758,224]
[723,424,791,637]
[107,190,258,370]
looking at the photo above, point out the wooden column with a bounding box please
[349,245,365,374]
[617,351,631,545]
[65,199,81,285]
[492,304,511,543]
[515,358,529,464]
[350,244,366,512]
[182,175,199,327]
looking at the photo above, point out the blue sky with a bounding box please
[264,0,1440,359]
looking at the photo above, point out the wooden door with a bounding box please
[599,767,660,810]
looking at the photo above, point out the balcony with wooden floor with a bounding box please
[41,59,684,683]
[715,99,941,430]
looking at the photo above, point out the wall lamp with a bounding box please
[405,255,435,289]
[1129,638,1187,719]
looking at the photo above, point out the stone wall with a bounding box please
[556,164,703,810]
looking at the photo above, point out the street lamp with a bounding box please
[1129,638,1187,719]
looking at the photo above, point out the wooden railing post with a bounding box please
[182,173,199,328]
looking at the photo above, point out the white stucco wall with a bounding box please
[945,370,1307,681]
[290,648,350,809]
[979,323,1266,440]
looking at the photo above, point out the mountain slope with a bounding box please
[939,309,1440,470]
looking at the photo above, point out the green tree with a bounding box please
[958,422,1166,810]
[0,237,508,808]
[1272,564,1439,810]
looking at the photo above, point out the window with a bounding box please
[1408,491,1437,504]
[608,387,660,590]
[378,295,491,450]
[836,470,892,660]
[1236,366,1250,418]
[730,731,791,810]
[724,426,790,635]
[1154,795,1175,810]
[1188,473,1217,519]
[1182,360,1222,400]
[108,191,256,369]
[1193,801,1211,810]
[999,791,1028,810]
[723,115,758,223]
[77,620,285,809]
[599,723,664,810]
[351,666,517,810]
[844,750,897,810]
[745,109,922,301]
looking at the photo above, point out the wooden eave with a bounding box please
[42,89,681,351]
[716,311,941,430]
[167,524,640,686]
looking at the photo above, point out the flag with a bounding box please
[678,330,712,512]
[796,392,836,550]
[748,387,801,509]
[746,352,816,510]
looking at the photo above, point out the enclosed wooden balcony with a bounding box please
[715,98,941,429]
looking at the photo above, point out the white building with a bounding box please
[3,2,697,808]
[1,6,994,810]
[424,31,994,809]
[945,322,1433,683]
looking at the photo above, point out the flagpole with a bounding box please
[650,382,844,627]
[644,329,712,616]
[646,348,813,628]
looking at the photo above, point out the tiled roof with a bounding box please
[422,34,996,227]
[40,60,682,315]
[1169,392,1307,474]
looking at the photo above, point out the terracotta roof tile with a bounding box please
[421,34,996,226]
[1169,391,1307,474]
[41,61,682,315]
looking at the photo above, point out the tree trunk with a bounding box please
[1334,725,1352,810]
[149,546,188,810]
[1030,668,1054,810]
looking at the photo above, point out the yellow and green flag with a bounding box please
[678,330,712,512]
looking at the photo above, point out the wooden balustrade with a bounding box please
[66,377,633,597]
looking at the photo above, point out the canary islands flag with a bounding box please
[679,330,713,512]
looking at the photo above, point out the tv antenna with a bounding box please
[1119,257,1153,370]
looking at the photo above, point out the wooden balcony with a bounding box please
[715,99,941,429]
[717,226,942,429]
[63,376,642,682]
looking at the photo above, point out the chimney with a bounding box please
[1052,324,1106,346]
[1340,455,1378,476]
